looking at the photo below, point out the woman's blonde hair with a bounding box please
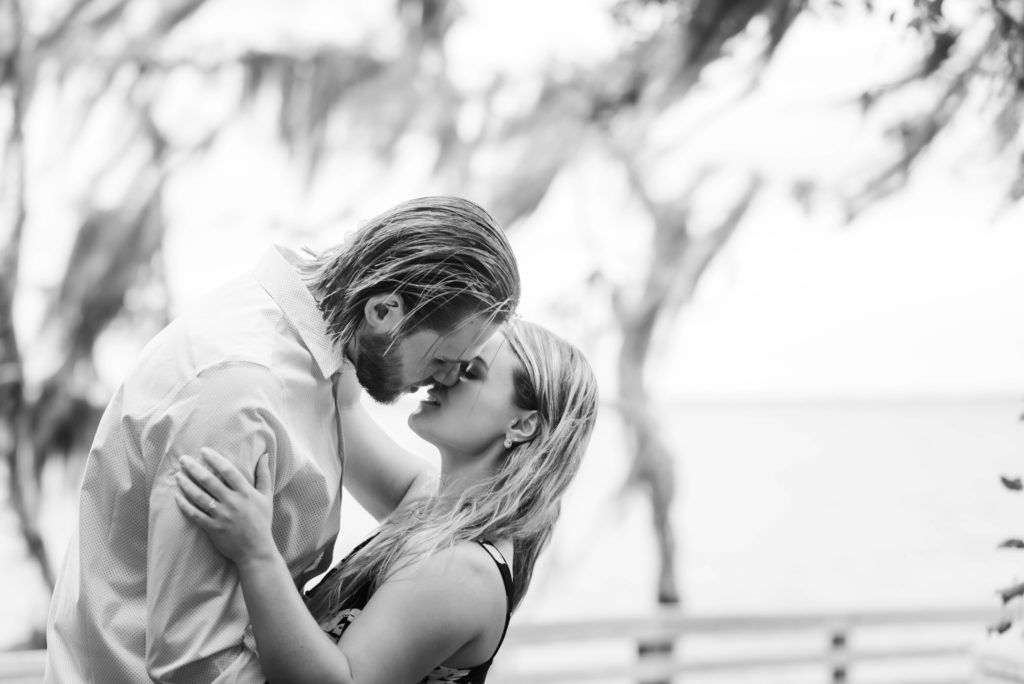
[306,320,599,616]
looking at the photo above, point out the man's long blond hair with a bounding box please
[301,196,520,342]
[306,320,598,616]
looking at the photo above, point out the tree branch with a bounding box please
[1,0,55,597]
[999,580,1024,604]
[37,0,97,51]
[846,28,997,218]
[672,174,762,305]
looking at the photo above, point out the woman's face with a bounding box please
[408,330,526,455]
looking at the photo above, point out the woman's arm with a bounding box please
[335,359,436,520]
[175,450,354,684]
[174,450,497,684]
[239,542,354,683]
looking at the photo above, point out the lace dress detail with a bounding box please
[308,540,513,684]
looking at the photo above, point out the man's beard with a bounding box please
[354,330,406,404]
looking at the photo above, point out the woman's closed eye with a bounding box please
[460,361,482,380]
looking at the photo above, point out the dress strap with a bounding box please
[477,541,514,661]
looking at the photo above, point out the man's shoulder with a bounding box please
[122,275,291,410]
[167,272,292,361]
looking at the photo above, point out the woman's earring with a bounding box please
[503,436,512,449]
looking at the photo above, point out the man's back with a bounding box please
[46,249,345,683]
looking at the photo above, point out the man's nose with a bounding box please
[432,363,460,387]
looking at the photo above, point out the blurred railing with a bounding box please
[0,650,43,684]
[489,606,999,683]
[0,607,998,684]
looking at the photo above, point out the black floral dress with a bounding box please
[307,540,513,684]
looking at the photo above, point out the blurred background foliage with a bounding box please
[1,0,1023,651]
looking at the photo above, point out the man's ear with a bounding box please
[508,411,540,444]
[363,294,406,335]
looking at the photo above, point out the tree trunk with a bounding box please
[617,297,680,684]
[1,0,55,606]
[613,174,759,683]
[619,322,680,607]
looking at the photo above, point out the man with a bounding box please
[45,196,520,683]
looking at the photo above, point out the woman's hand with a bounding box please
[175,447,276,568]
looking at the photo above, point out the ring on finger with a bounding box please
[207,497,218,515]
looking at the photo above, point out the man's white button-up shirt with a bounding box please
[46,247,346,683]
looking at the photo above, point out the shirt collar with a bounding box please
[254,246,344,379]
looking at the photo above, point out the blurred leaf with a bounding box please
[999,538,1024,549]
[399,0,459,44]
[992,2,1024,88]
[685,0,765,66]
[1008,161,1024,204]
[685,0,801,71]
[28,376,103,476]
[990,618,1014,634]
[999,581,1024,604]
[586,45,649,122]
[791,179,819,213]
[922,28,958,76]
[844,6,1024,211]
[608,0,802,109]
[86,0,132,34]
[238,48,395,179]
[762,0,802,58]
[481,85,590,226]
[51,191,163,362]
[233,1,465,181]
[845,82,968,219]
[36,0,97,50]
[994,93,1024,148]
[149,0,209,38]
[1001,475,1023,491]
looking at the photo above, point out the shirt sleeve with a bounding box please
[143,362,286,683]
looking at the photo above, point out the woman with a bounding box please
[173,320,598,684]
